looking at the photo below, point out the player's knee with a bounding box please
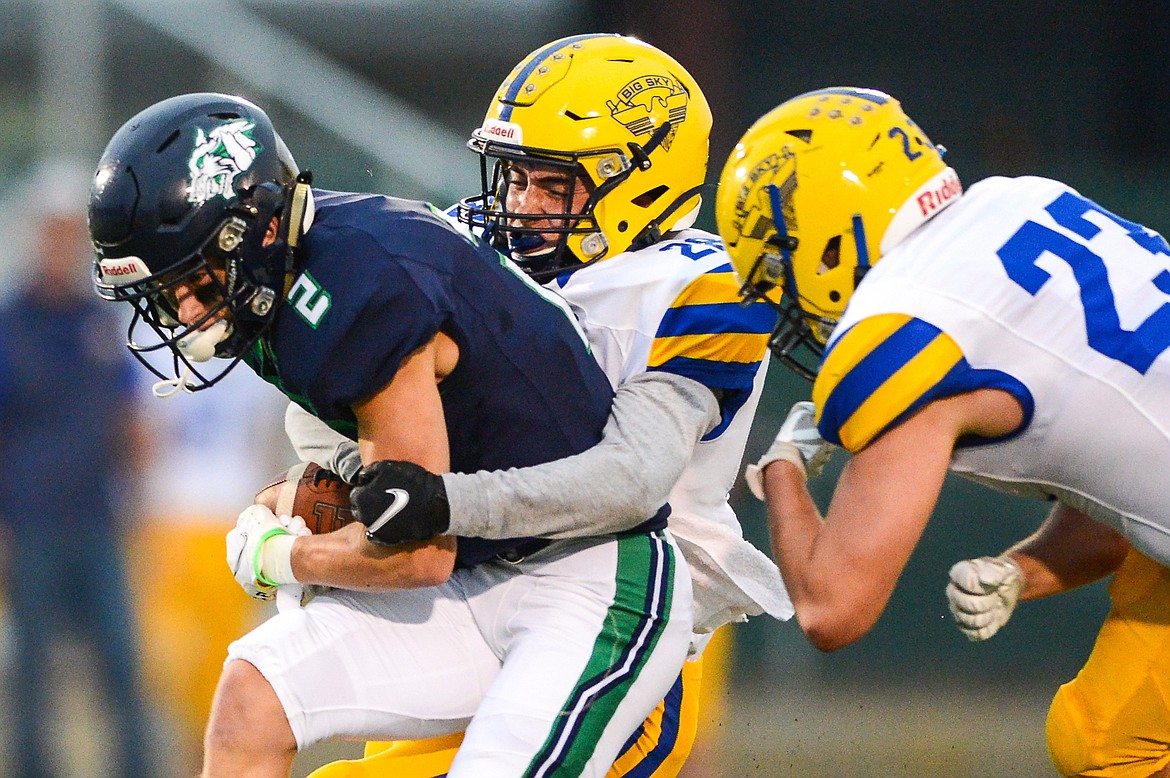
[1046,684,1093,777]
[205,659,296,757]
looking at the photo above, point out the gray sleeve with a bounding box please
[441,371,719,539]
[284,401,363,483]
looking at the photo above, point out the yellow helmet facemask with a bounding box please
[717,87,961,379]
[458,33,712,281]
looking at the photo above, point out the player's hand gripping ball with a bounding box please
[254,461,355,534]
[227,506,311,600]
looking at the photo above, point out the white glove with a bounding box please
[227,505,310,600]
[284,402,363,484]
[745,401,836,498]
[946,555,1024,641]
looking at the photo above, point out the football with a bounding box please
[254,461,355,535]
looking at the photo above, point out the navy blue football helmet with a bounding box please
[89,92,312,392]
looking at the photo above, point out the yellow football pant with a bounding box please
[306,628,731,778]
[1047,550,1170,777]
[306,734,465,778]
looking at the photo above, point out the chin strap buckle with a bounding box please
[627,120,673,171]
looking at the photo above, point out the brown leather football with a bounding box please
[254,461,355,535]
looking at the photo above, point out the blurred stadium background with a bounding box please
[1,1,1168,775]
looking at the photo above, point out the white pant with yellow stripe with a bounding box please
[228,532,692,778]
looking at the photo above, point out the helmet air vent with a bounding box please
[817,235,841,273]
[785,129,813,143]
[157,129,181,153]
[633,185,667,207]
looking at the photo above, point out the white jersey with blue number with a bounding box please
[550,228,794,631]
[833,175,1170,564]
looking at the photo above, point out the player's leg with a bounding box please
[605,624,732,778]
[451,532,694,778]
[308,633,705,778]
[1046,550,1170,778]
[202,658,298,777]
[203,585,500,777]
[307,655,699,778]
[308,652,698,778]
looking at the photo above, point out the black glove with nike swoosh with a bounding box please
[351,460,451,545]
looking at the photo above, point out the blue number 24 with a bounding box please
[996,191,1170,374]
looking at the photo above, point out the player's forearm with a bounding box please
[761,460,868,650]
[1006,502,1130,601]
[290,523,456,590]
[442,371,719,540]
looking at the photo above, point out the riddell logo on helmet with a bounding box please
[481,119,523,145]
[99,257,150,283]
[915,170,962,216]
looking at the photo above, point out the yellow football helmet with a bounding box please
[458,33,712,280]
[716,87,961,378]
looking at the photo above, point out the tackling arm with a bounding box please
[288,348,719,544]
[945,501,1129,642]
[763,389,1023,651]
[1006,502,1130,601]
[284,401,362,483]
[442,370,718,539]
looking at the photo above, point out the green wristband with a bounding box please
[253,527,291,588]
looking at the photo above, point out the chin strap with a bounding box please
[280,171,315,296]
[152,363,198,399]
[629,182,710,252]
[587,121,675,210]
[285,171,314,250]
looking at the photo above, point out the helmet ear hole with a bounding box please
[633,185,668,208]
[818,235,841,274]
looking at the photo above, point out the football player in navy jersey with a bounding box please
[721,88,1170,777]
[89,92,693,778]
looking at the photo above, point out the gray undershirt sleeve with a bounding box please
[441,371,720,540]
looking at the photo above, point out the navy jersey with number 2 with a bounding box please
[246,191,617,566]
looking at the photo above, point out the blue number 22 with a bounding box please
[996,191,1170,374]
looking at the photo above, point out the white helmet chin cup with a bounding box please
[177,319,231,362]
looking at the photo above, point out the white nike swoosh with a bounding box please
[365,488,411,534]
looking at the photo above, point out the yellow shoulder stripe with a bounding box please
[649,331,770,367]
[835,332,963,451]
[670,271,743,307]
[813,314,967,453]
